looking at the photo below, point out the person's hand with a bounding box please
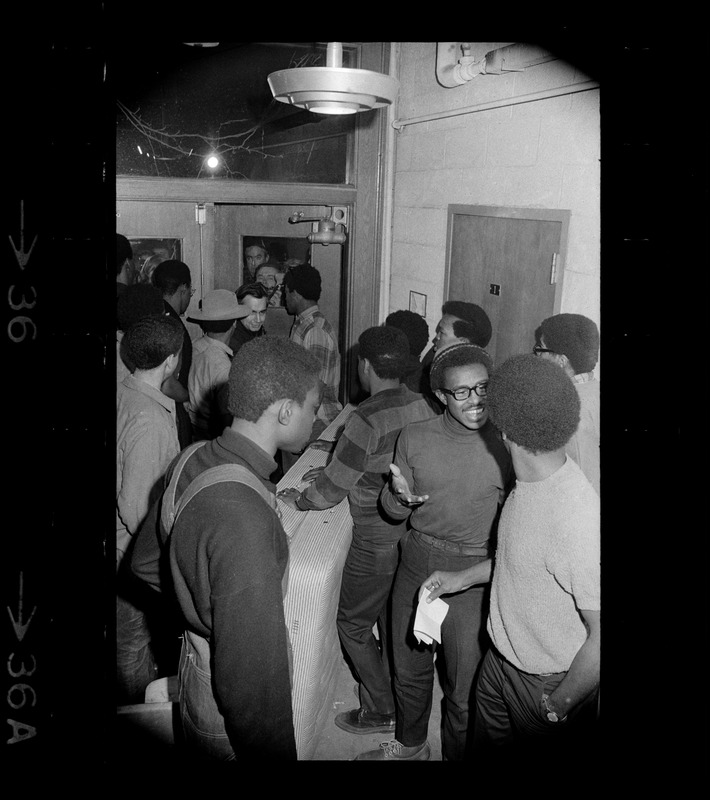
[277,487,303,509]
[301,466,325,483]
[421,570,465,602]
[308,439,335,453]
[389,463,429,507]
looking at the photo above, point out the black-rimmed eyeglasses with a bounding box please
[439,383,488,401]
[533,344,555,355]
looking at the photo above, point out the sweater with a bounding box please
[133,428,296,760]
[487,456,600,674]
[298,384,436,533]
[380,412,512,546]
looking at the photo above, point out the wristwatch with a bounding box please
[541,693,567,723]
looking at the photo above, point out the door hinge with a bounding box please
[550,253,559,284]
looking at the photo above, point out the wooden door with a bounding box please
[445,205,570,367]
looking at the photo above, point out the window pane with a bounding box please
[113,42,354,183]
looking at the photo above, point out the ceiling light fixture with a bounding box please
[267,42,399,116]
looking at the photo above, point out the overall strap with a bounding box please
[160,441,209,534]
[171,463,278,527]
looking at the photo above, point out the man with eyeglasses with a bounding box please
[355,343,512,761]
[153,260,197,449]
[533,314,600,495]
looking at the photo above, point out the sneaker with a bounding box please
[353,739,431,760]
[335,707,396,734]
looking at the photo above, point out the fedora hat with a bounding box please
[187,289,250,322]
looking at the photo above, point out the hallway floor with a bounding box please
[311,648,444,761]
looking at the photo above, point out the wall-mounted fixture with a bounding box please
[436,42,557,88]
[268,42,399,115]
[289,206,348,245]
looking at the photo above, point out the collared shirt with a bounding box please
[116,374,179,570]
[568,372,600,495]
[572,371,595,385]
[289,304,342,424]
[187,335,233,438]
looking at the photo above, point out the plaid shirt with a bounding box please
[290,304,342,425]
[298,385,436,527]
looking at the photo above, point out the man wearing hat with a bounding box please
[283,263,342,449]
[186,289,249,440]
[534,313,600,495]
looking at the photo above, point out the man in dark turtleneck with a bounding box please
[355,343,513,762]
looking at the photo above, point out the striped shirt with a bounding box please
[298,384,436,530]
[289,304,342,425]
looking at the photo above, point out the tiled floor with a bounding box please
[311,648,444,761]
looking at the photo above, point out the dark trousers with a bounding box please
[391,531,488,761]
[116,594,157,704]
[472,647,599,761]
[336,524,405,716]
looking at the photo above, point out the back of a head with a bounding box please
[152,260,191,296]
[442,300,492,348]
[116,234,133,274]
[385,310,429,357]
[487,354,580,453]
[117,284,165,331]
[429,342,493,393]
[121,314,183,372]
[359,325,410,380]
[537,313,599,374]
[228,336,321,423]
[283,263,322,302]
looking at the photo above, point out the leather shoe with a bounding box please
[334,707,396,734]
[354,739,430,760]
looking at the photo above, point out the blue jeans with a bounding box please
[472,648,599,757]
[391,531,489,761]
[116,594,157,704]
[336,524,405,716]
[178,630,236,762]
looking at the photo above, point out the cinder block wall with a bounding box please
[388,42,600,358]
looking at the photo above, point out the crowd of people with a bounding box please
[115,231,600,764]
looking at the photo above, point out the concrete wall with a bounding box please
[387,41,600,354]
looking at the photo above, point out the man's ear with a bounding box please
[276,398,294,426]
[433,389,446,406]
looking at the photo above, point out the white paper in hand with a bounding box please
[413,586,449,645]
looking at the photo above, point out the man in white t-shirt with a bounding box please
[421,354,599,761]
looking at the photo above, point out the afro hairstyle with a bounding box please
[441,301,492,347]
[227,335,322,423]
[121,314,183,372]
[385,309,430,357]
[429,342,493,393]
[358,325,410,380]
[486,354,580,454]
[117,284,165,331]
[536,313,600,374]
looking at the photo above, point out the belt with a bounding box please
[413,530,489,557]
